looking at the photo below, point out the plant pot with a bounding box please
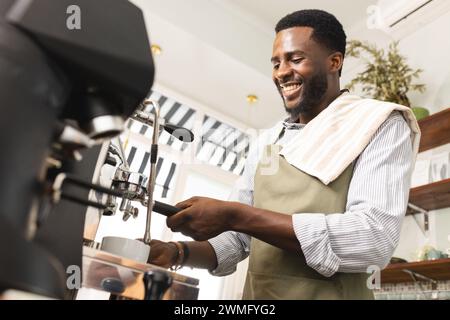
[412,107,430,120]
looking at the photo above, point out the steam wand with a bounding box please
[144,100,160,244]
[51,100,187,241]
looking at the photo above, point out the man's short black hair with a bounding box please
[275,9,346,74]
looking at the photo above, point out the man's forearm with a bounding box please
[184,241,218,271]
[229,202,303,254]
[167,198,303,267]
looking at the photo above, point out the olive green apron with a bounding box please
[242,142,373,300]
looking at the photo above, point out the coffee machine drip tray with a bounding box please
[80,246,199,300]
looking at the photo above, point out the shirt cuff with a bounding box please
[207,236,238,276]
[292,213,341,277]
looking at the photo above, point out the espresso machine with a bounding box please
[78,100,198,300]
[0,0,198,300]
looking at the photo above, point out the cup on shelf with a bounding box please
[427,248,442,260]
[410,158,431,188]
[430,151,450,182]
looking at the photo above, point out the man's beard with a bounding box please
[284,70,328,121]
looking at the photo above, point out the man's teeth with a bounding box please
[281,84,301,92]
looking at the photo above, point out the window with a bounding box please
[172,170,234,300]
[197,115,250,175]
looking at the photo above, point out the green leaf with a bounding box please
[345,39,426,105]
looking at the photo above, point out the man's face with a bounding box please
[271,27,330,119]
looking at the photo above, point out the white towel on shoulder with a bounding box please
[279,93,421,185]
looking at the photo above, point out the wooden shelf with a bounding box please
[407,108,450,214]
[381,258,450,284]
[418,108,450,152]
[407,178,450,214]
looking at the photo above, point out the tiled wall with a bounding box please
[374,280,450,300]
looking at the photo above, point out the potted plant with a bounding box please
[345,40,428,119]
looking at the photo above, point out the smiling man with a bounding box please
[148,10,419,300]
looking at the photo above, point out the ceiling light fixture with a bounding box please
[151,44,162,55]
[246,94,258,104]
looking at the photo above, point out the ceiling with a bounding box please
[215,0,377,33]
[130,0,376,128]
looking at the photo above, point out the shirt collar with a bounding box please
[281,89,350,130]
[282,118,305,130]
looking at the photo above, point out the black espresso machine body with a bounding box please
[0,0,154,299]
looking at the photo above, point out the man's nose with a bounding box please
[275,61,293,81]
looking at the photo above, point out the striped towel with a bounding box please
[279,93,421,185]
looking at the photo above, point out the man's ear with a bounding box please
[328,52,344,74]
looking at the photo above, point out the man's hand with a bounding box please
[166,197,237,241]
[166,196,300,254]
[147,239,178,268]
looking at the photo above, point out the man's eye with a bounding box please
[292,58,304,64]
[273,64,280,70]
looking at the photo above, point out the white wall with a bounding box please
[343,7,450,114]
[395,11,450,113]
[341,8,450,261]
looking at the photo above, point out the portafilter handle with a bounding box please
[153,201,181,217]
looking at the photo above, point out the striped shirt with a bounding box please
[208,111,413,277]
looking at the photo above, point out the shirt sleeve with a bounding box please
[292,112,414,277]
